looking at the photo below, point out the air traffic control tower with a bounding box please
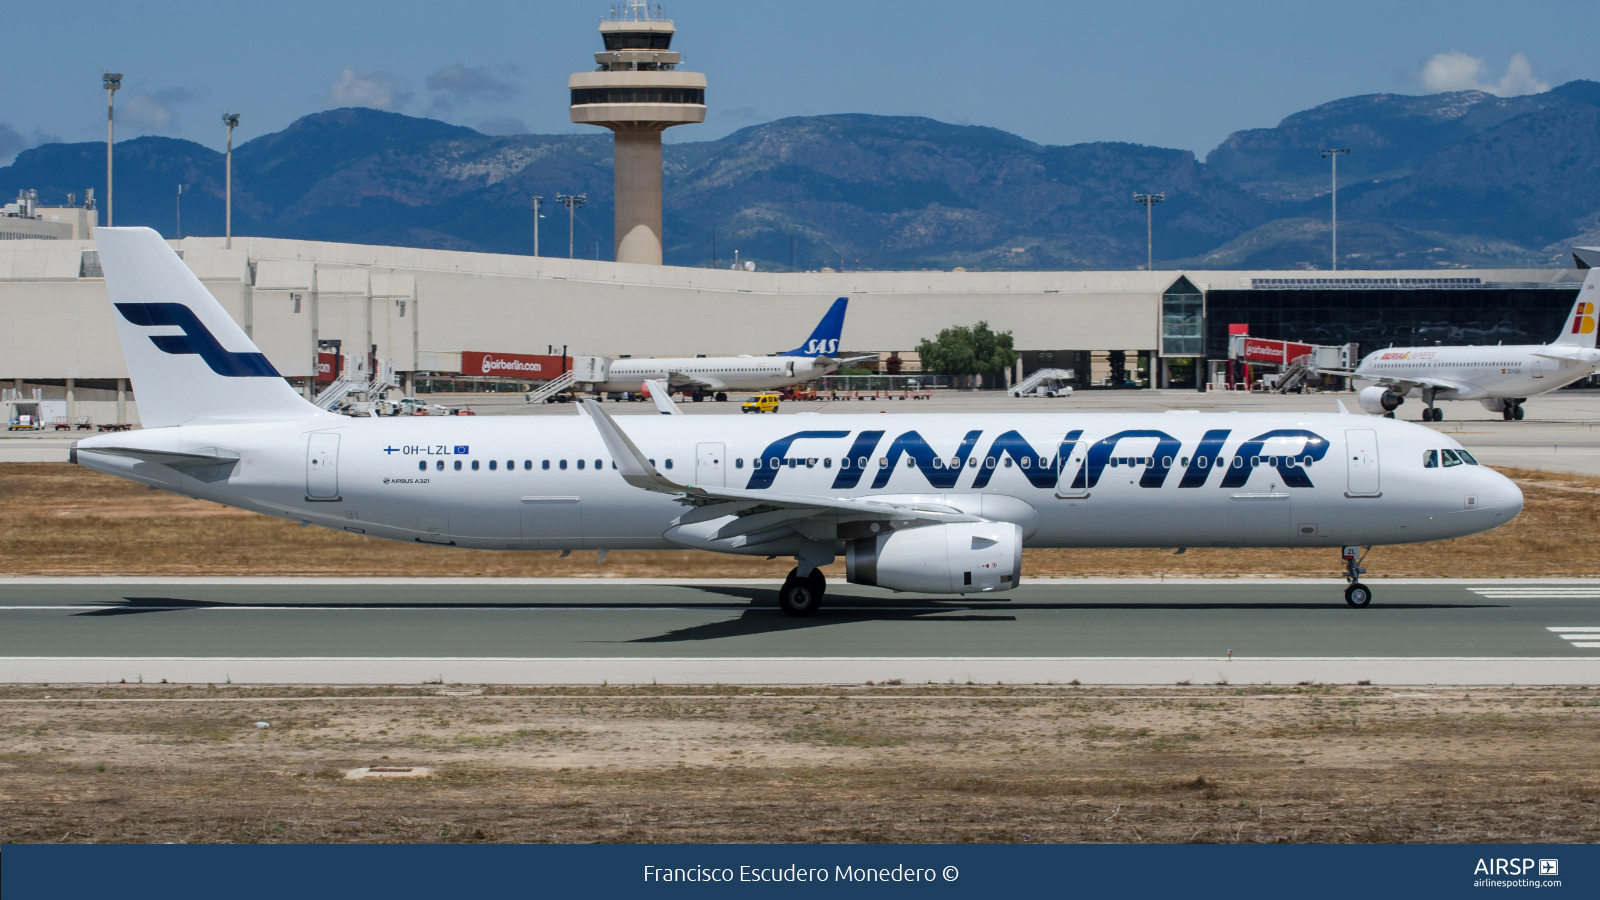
[569,2,706,265]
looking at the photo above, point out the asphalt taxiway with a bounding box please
[3,578,1597,685]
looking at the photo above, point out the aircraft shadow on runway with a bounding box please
[72,592,1503,623]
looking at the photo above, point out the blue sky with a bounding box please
[1,0,1596,164]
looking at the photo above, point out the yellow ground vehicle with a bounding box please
[741,393,780,413]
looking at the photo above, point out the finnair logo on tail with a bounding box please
[115,303,280,378]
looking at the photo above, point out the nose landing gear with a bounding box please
[1341,545,1372,607]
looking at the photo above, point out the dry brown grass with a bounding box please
[1,462,1595,578]
[2,684,1597,844]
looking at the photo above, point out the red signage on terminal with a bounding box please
[461,351,568,378]
[314,352,342,383]
[1238,338,1315,365]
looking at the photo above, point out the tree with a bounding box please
[916,320,1018,387]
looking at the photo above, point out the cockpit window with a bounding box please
[1457,449,1479,465]
[1423,450,1438,469]
[1441,449,1464,468]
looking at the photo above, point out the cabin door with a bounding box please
[1345,429,1381,496]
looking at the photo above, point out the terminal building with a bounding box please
[0,233,1584,427]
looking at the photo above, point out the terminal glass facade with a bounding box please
[1160,276,1204,357]
[1202,287,1580,360]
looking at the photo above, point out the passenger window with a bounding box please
[1003,457,1012,468]
[906,457,916,468]
[1441,449,1464,468]
[823,458,832,468]
[577,459,585,470]
[559,460,567,470]
[524,460,532,470]
[507,460,514,471]
[471,460,480,471]
[1423,450,1438,468]
[595,459,602,470]
[454,460,462,471]
[542,460,550,470]
[418,461,426,471]
[488,460,497,471]
[735,458,744,469]
[436,460,444,471]
[665,459,673,469]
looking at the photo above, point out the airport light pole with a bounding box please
[103,73,122,227]
[1133,192,1164,271]
[531,195,544,256]
[223,113,240,249]
[175,184,183,238]
[556,193,585,259]
[1320,148,1350,270]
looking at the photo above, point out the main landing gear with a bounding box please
[1502,399,1526,421]
[1341,545,1372,607]
[779,566,826,617]
[1423,406,1444,422]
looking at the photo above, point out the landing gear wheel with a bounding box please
[1503,407,1513,421]
[715,392,727,402]
[1344,583,1373,607]
[778,567,825,617]
[1514,406,1525,421]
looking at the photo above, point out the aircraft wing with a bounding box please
[1363,374,1488,400]
[665,370,727,391]
[583,399,981,528]
[1533,347,1600,364]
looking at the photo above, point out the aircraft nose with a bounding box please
[1480,468,1524,519]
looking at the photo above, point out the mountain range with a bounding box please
[5,80,1600,271]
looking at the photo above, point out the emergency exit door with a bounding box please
[696,443,726,487]
[306,433,340,499]
[1345,429,1380,496]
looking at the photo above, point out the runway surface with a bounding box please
[3,578,1597,685]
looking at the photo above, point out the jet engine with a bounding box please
[1358,385,1406,415]
[845,522,1022,594]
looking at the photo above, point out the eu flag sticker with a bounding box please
[453,445,469,455]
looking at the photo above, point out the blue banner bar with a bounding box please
[3,843,1593,899]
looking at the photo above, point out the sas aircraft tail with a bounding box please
[780,297,848,357]
[96,227,319,428]
[1553,267,1599,348]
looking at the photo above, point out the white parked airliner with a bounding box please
[595,297,874,401]
[1352,277,1600,421]
[74,228,1523,613]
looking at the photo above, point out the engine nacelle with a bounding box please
[846,522,1022,594]
[1358,385,1406,415]
[1479,397,1509,413]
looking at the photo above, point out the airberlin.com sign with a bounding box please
[461,351,567,378]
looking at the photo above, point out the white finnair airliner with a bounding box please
[1352,274,1600,422]
[74,228,1523,613]
[593,297,873,400]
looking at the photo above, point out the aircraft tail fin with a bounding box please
[1553,268,1599,347]
[96,227,320,428]
[779,297,848,357]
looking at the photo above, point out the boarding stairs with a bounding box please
[525,370,578,404]
[1008,368,1075,397]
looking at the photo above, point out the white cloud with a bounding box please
[476,115,529,136]
[118,87,199,133]
[0,123,60,167]
[426,64,519,113]
[1416,50,1551,97]
[327,66,412,111]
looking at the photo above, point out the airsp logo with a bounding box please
[805,338,840,355]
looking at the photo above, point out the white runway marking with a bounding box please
[1547,626,1600,649]
[1472,589,1600,598]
